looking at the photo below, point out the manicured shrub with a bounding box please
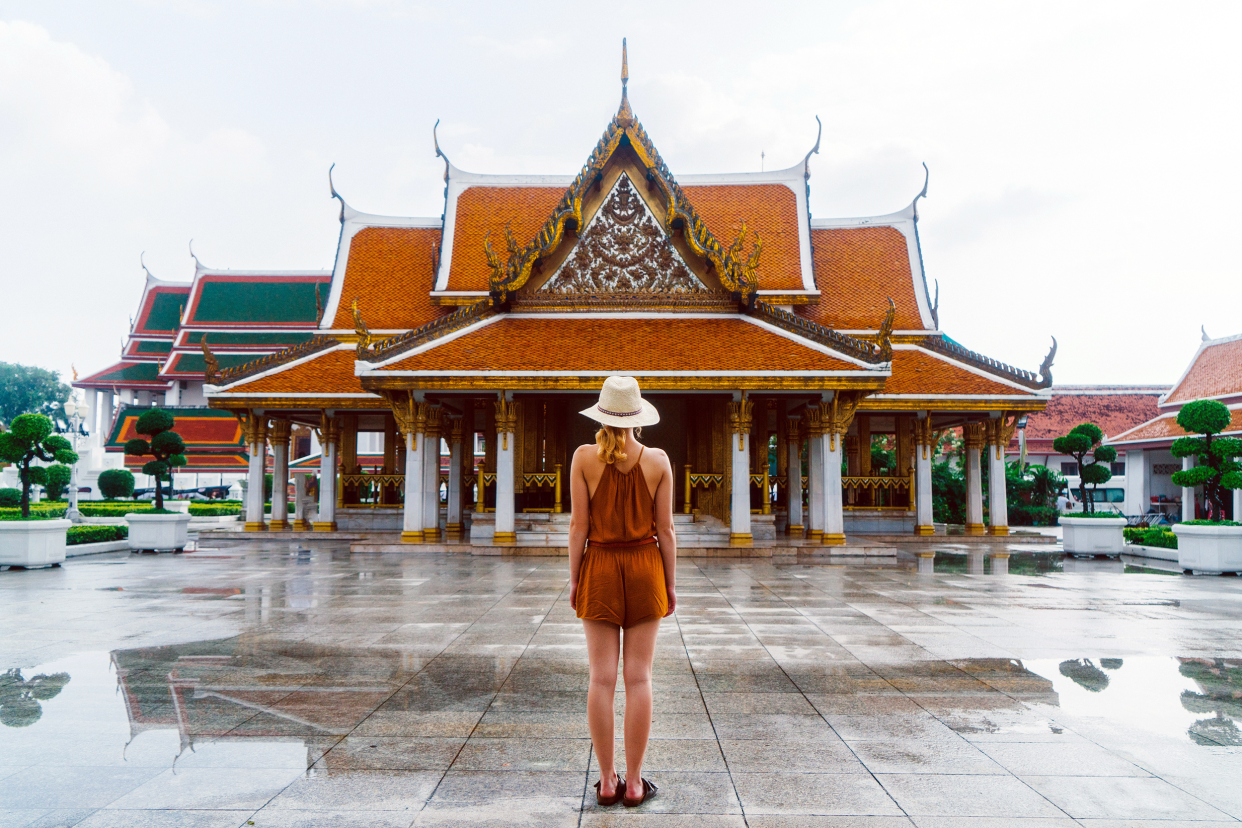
[0,488,19,507]
[1052,423,1116,513]
[66,525,128,545]
[77,503,154,517]
[1170,400,1242,521]
[0,414,78,518]
[43,464,71,501]
[1124,527,1178,549]
[98,469,136,500]
[0,503,68,521]
[189,503,242,517]
[123,410,186,511]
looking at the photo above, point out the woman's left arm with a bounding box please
[652,450,677,616]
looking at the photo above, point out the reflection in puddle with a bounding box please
[1025,656,1242,748]
[926,551,1186,577]
[0,668,70,727]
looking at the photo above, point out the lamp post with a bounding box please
[1017,414,1030,472]
[61,399,90,522]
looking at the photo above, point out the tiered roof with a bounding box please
[103,405,248,471]
[1009,386,1168,454]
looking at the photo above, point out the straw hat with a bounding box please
[580,376,660,428]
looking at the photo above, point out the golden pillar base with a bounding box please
[401,530,424,543]
[243,521,267,532]
[444,523,463,534]
[965,523,986,536]
[916,551,936,559]
[807,529,823,541]
[988,525,1009,536]
[915,525,936,536]
[492,532,517,544]
[729,533,753,545]
[312,521,337,532]
[821,533,847,546]
[292,520,311,531]
[268,520,289,532]
[786,524,804,537]
[424,527,441,542]
[991,552,1010,559]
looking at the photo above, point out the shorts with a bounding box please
[576,540,668,629]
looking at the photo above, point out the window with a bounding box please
[1061,462,1079,476]
[1088,488,1126,503]
[1111,462,1126,476]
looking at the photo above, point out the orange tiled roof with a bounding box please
[799,227,926,330]
[1114,408,1242,443]
[682,184,803,291]
[445,187,565,292]
[225,347,369,395]
[376,317,860,373]
[333,227,450,330]
[1024,392,1164,442]
[880,350,1029,396]
[1167,337,1242,403]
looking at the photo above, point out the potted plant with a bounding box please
[123,410,191,553]
[1054,422,1126,555]
[0,414,78,569]
[1170,400,1242,574]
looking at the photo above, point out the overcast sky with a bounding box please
[2,0,1239,393]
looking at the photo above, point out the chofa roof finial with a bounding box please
[189,239,205,271]
[1202,324,1211,341]
[434,119,451,184]
[328,163,346,224]
[617,38,634,125]
[140,251,153,280]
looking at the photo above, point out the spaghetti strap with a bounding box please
[637,445,645,464]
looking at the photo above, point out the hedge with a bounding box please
[0,503,68,521]
[79,503,155,517]
[67,525,128,545]
[1124,527,1177,549]
[1060,511,1125,519]
[1009,505,1059,527]
[190,503,241,516]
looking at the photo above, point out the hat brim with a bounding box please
[579,398,660,428]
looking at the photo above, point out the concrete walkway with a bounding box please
[1,543,1239,827]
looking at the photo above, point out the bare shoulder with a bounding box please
[572,444,598,465]
[643,446,672,469]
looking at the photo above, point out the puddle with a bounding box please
[1021,656,1242,747]
[923,551,1187,577]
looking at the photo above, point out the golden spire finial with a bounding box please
[617,38,634,125]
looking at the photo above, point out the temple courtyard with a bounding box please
[2,543,1241,828]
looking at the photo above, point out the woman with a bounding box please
[569,376,677,808]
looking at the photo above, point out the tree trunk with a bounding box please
[19,461,30,520]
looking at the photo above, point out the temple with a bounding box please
[80,43,1054,548]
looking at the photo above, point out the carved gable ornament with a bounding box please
[539,173,705,295]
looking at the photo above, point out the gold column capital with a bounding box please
[494,398,518,434]
[913,416,935,460]
[821,391,866,451]
[727,397,754,451]
[270,419,292,446]
[803,406,823,436]
[786,416,803,442]
[424,405,443,438]
[963,422,985,450]
[241,411,267,447]
[319,412,339,448]
[448,415,464,445]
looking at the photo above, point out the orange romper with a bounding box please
[575,447,669,629]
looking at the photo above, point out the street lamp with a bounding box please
[62,399,89,521]
[1017,414,1030,472]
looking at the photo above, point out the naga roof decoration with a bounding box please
[919,334,1055,390]
[486,58,762,305]
[365,300,495,363]
[750,302,886,365]
[212,335,341,387]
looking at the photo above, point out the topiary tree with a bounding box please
[0,414,78,518]
[1170,400,1242,521]
[0,488,20,507]
[42,464,72,501]
[1052,423,1116,513]
[123,410,186,511]
[98,468,136,501]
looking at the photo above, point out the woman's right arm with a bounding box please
[567,446,591,610]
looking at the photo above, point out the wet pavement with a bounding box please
[1,542,1240,827]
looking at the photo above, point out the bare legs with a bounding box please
[582,616,662,800]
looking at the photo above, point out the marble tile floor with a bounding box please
[0,542,1240,827]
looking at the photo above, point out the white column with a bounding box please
[915,420,934,535]
[729,400,752,544]
[402,430,425,543]
[119,389,135,406]
[269,421,290,531]
[1124,449,1147,516]
[964,423,984,535]
[244,417,267,532]
[807,414,824,541]
[315,436,337,531]
[447,417,463,536]
[291,473,310,530]
[1182,455,1196,522]
[823,430,845,545]
[988,436,1008,536]
[785,417,803,535]
[165,382,181,406]
[1233,487,1242,524]
[422,410,442,541]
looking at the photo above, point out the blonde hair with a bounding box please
[595,425,642,465]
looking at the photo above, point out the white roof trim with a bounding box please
[896,343,1049,396]
[361,369,882,378]
[1160,332,1242,409]
[366,313,506,368]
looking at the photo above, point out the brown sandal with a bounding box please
[595,776,625,806]
[622,778,658,807]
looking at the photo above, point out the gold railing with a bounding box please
[749,468,772,515]
[683,466,723,514]
[338,473,404,509]
[477,472,497,512]
[841,472,914,510]
[522,465,563,513]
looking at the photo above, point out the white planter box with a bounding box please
[1174,524,1242,574]
[1061,516,1127,556]
[126,513,192,552]
[0,519,70,569]
[164,501,191,514]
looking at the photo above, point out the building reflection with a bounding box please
[1179,657,1242,746]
